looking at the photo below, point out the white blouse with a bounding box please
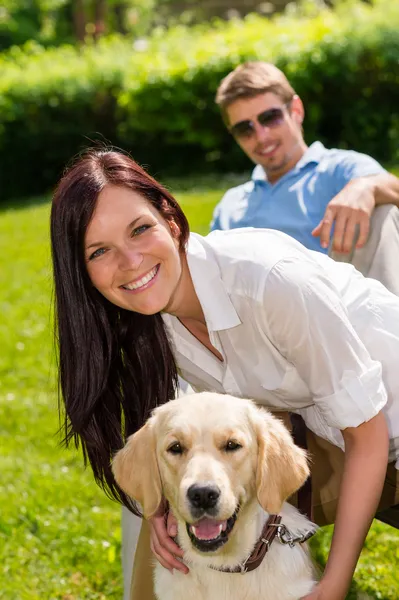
[162,229,399,467]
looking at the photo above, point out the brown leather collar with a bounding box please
[211,514,282,574]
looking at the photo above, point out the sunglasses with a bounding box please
[229,103,290,139]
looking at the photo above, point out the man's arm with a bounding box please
[372,171,399,206]
[312,172,399,254]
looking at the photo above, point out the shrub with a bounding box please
[0,40,126,198]
[0,0,398,199]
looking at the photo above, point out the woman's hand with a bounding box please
[300,581,342,600]
[149,506,189,574]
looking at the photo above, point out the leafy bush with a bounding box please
[0,0,398,199]
[0,40,126,198]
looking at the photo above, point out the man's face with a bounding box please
[226,92,306,183]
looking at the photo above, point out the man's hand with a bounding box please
[312,178,376,253]
[149,506,189,574]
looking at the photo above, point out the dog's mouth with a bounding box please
[186,508,239,553]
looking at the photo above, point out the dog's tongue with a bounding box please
[191,518,227,540]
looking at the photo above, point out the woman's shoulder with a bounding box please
[203,228,311,270]
[189,229,315,299]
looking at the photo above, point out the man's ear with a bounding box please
[290,94,305,127]
[112,421,162,519]
[249,406,309,514]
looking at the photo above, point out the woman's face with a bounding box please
[85,185,184,315]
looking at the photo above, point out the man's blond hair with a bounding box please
[215,61,296,124]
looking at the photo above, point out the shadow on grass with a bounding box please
[159,171,247,193]
[1,163,397,214]
[0,172,248,214]
[0,192,51,214]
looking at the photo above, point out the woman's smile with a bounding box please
[121,264,160,293]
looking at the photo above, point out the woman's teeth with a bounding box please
[123,266,158,290]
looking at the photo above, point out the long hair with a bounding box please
[50,149,190,514]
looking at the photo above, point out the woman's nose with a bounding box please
[118,247,144,271]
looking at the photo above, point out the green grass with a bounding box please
[0,203,122,599]
[1,172,399,599]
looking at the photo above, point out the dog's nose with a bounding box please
[187,484,220,510]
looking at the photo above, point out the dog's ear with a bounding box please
[250,407,309,514]
[112,420,162,519]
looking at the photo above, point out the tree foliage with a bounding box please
[0,0,309,50]
[0,0,398,200]
[0,0,162,50]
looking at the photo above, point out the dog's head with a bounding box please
[112,392,309,554]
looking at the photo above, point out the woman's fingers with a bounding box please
[167,509,178,537]
[151,514,184,556]
[150,534,188,573]
[149,513,189,574]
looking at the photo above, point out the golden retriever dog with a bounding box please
[113,392,317,600]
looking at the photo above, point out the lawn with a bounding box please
[0,173,398,599]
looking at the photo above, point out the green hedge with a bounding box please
[1,0,398,199]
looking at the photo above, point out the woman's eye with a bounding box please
[167,442,184,455]
[131,224,151,237]
[224,440,242,452]
[88,247,107,261]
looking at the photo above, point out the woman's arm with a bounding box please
[302,411,389,600]
[261,257,391,599]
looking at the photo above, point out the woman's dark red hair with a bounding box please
[51,149,189,513]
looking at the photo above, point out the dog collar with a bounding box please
[211,514,315,574]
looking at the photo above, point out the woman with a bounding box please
[51,149,399,600]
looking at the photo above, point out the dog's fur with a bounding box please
[113,392,318,600]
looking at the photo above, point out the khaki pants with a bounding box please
[128,430,399,600]
[330,204,399,296]
[307,432,399,526]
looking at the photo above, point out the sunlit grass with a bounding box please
[1,171,398,598]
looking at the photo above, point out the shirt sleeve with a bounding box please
[260,256,387,430]
[333,150,386,192]
[210,200,223,231]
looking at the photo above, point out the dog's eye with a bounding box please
[167,442,184,455]
[224,440,242,452]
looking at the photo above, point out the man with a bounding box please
[211,59,399,550]
[212,61,399,293]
